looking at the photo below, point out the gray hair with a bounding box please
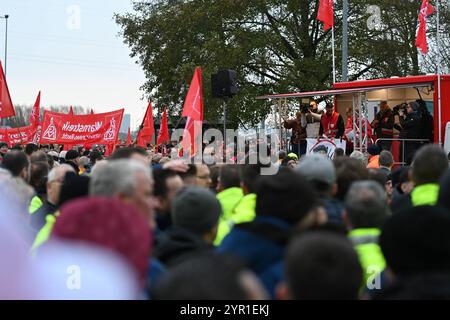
[349,151,367,166]
[89,159,152,197]
[47,164,75,183]
[345,180,390,229]
[379,151,394,168]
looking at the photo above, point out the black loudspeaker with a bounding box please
[211,70,238,98]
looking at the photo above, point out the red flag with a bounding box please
[29,91,41,127]
[137,101,155,148]
[68,106,74,115]
[40,109,124,145]
[317,0,334,31]
[416,0,436,55]
[182,67,204,121]
[156,107,169,146]
[181,68,204,156]
[0,61,15,119]
[126,127,132,145]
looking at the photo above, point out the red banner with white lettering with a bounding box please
[0,125,39,146]
[40,109,124,145]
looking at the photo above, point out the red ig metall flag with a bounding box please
[416,0,436,55]
[317,0,334,31]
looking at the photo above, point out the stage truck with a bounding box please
[257,74,450,163]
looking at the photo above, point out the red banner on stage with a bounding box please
[40,109,124,145]
[0,125,38,146]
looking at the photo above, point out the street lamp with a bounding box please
[0,14,9,76]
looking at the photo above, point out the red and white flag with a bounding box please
[181,67,204,156]
[317,0,334,31]
[0,61,15,119]
[416,0,436,55]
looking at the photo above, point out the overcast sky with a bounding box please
[1,0,148,129]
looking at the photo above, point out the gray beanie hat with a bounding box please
[296,154,336,186]
[172,187,222,234]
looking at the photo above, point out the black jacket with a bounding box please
[399,112,420,140]
[372,109,395,138]
[419,110,434,142]
[153,226,215,268]
[31,200,58,235]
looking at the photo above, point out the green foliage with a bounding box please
[116,0,449,127]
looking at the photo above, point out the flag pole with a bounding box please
[331,25,336,84]
[436,0,442,146]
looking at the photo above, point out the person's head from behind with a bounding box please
[25,143,38,157]
[240,164,262,195]
[29,161,50,195]
[47,164,76,206]
[297,154,336,199]
[89,149,103,165]
[391,166,413,194]
[89,159,156,229]
[109,147,148,165]
[367,168,388,190]
[153,255,267,300]
[172,187,222,243]
[65,150,80,165]
[58,172,90,207]
[379,151,394,169]
[78,156,90,171]
[217,165,240,193]
[344,181,389,230]
[256,168,322,229]
[416,99,428,112]
[278,150,287,162]
[52,197,151,288]
[178,164,197,187]
[153,169,184,216]
[334,148,345,159]
[350,151,367,166]
[2,151,29,181]
[195,164,211,188]
[380,205,450,278]
[412,145,448,186]
[30,151,47,164]
[283,232,362,300]
[334,157,369,201]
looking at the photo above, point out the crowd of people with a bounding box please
[284,99,434,166]
[1,138,450,300]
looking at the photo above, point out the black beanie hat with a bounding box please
[171,187,222,234]
[66,149,80,161]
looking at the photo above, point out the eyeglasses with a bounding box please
[197,175,210,180]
